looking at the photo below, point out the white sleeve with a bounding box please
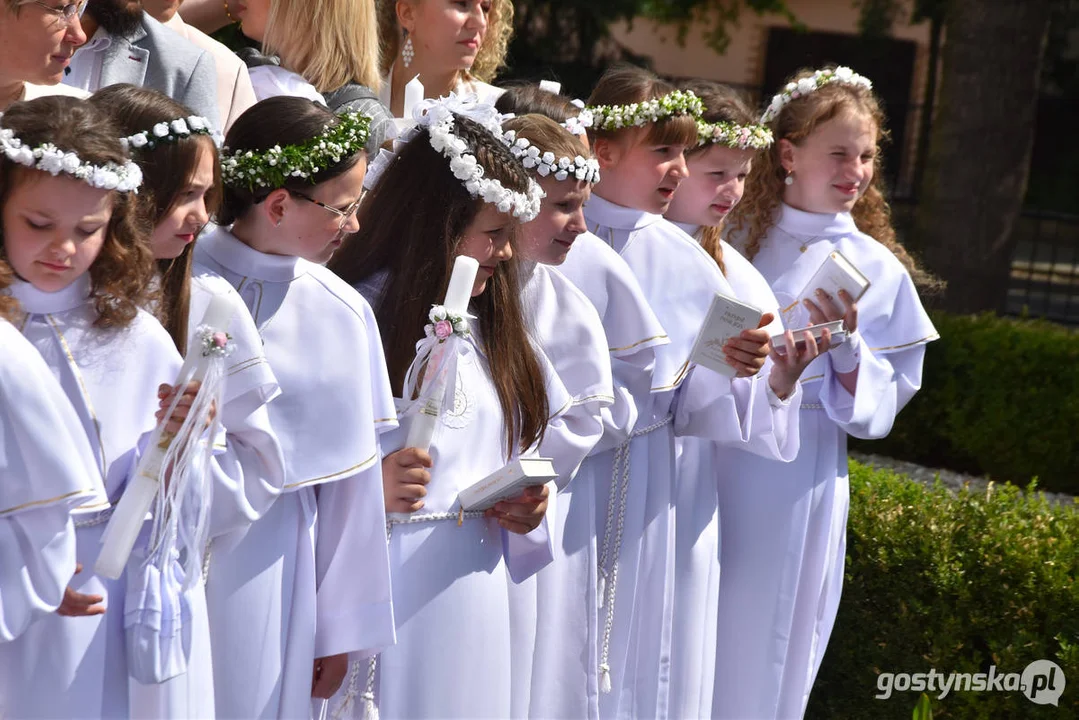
[312,455,395,660]
[819,338,928,440]
[0,509,76,643]
[674,363,802,462]
[207,391,287,542]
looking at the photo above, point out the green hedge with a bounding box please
[851,311,1079,496]
[807,461,1078,719]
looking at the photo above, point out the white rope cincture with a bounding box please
[333,509,486,719]
[73,507,114,528]
[596,414,674,694]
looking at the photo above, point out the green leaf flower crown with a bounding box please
[586,89,704,132]
[695,120,774,150]
[220,111,371,191]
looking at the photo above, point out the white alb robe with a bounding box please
[196,226,397,720]
[0,319,105,647]
[128,265,287,718]
[0,276,200,719]
[714,204,938,720]
[666,222,789,720]
[508,261,613,720]
[576,195,800,719]
[328,275,570,720]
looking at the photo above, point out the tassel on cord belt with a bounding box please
[333,508,486,720]
[596,414,673,694]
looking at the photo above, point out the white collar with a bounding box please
[200,225,308,283]
[670,220,700,238]
[585,193,664,232]
[9,275,91,315]
[775,203,858,238]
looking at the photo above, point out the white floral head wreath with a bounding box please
[0,115,142,193]
[586,89,704,132]
[365,93,545,222]
[695,119,774,150]
[503,129,600,184]
[220,111,371,191]
[120,115,221,152]
[761,66,873,124]
[564,100,594,137]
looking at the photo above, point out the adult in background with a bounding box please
[140,0,256,130]
[227,0,393,154]
[0,0,89,108]
[63,0,219,128]
[378,0,513,115]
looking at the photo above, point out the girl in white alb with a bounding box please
[716,66,939,720]
[89,84,290,718]
[327,96,570,720]
[0,96,208,719]
[198,96,397,718]
[662,79,796,720]
[573,65,822,720]
[497,113,614,720]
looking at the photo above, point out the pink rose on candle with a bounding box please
[212,332,229,348]
[434,320,453,340]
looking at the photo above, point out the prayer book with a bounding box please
[689,292,764,377]
[459,457,559,511]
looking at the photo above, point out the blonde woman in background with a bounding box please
[377,0,513,114]
[186,0,394,152]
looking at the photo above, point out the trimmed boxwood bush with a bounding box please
[851,311,1079,496]
[807,461,1078,719]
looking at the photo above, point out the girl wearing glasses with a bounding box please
[193,95,397,719]
[0,0,90,110]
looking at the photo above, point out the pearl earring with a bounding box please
[784,171,794,186]
[402,30,415,68]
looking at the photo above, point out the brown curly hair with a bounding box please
[728,68,936,287]
[0,96,155,328]
[377,0,513,84]
[0,260,16,323]
[678,79,761,276]
[329,113,549,457]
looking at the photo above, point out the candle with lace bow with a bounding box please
[403,255,480,450]
[95,294,237,581]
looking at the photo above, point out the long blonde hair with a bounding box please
[729,68,935,287]
[263,0,382,93]
[377,0,514,84]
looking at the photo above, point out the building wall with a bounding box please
[610,0,935,194]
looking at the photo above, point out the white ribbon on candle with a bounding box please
[401,255,479,450]
[95,294,237,582]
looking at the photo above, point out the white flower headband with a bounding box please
[0,119,142,193]
[366,93,544,222]
[586,89,704,132]
[695,120,774,150]
[503,130,600,184]
[120,115,221,152]
[761,66,873,124]
[220,111,371,191]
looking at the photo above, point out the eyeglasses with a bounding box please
[29,0,85,27]
[288,190,362,229]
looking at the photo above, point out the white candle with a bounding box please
[404,255,479,450]
[95,293,236,580]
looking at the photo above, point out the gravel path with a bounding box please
[849,451,1078,508]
